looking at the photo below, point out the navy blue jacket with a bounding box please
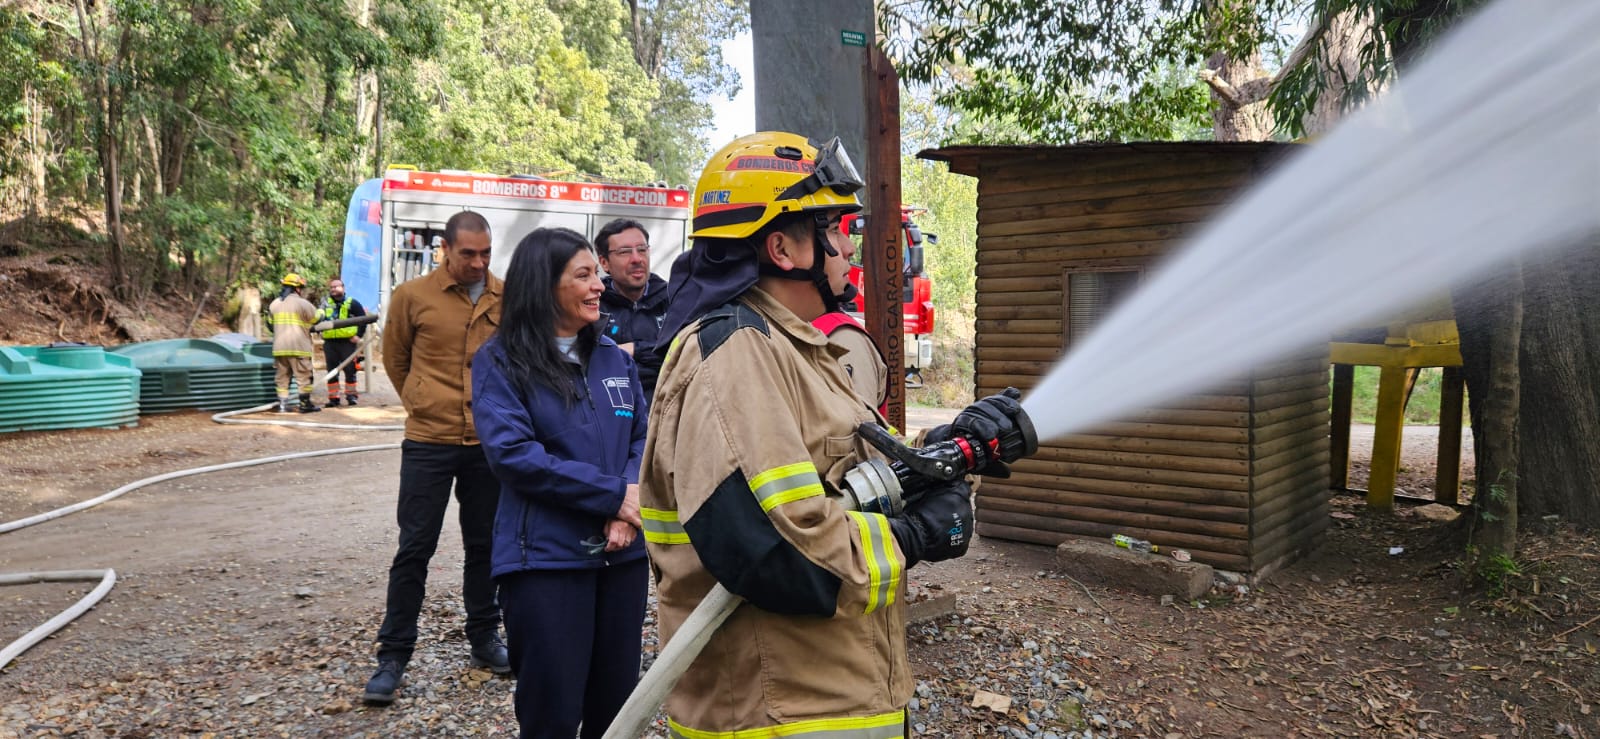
[596,275,670,398]
[472,335,649,576]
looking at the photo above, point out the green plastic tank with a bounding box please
[0,345,142,432]
[109,338,276,413]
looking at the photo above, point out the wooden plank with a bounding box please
[1052,433,1249,460]
[1254,370,1329,396]
[1010,458,1250,492]
[977,156,1258,196]
[973,523,1252,571]
[976,509,1250,555]
[973,374,1043,391]
[1251,465,1328,510]
[1252,384,1330,413]
[1436,366,1465,504]
[982,497,1249,539]
[976,346,1064,362]
[977,166,1256,210]
[980,205,1223,238]
[1252,408,1331,445]
[975,275,1064,293]
[1250,504,1330,564]
[1253,396,1330,426]
[1253,423,1330,460]
[977,224,1194,251]
[1251,355,1332,379]
[1118,407,1250,428]
[982,186,1241,224]
[982,481,1248,521]
[1253,482,1327,532]
[1030,445,1250,476]
[977,290,1063,307]
[974,305,1062,321]
[974,319,1064,335]
[974,334,1062,348]
[997,473,1250,508]
[1367,365,1414,511]
[979,258,1149,277]
[1253,446,1330,489]
[1250,510,1330,573]
[1065,421,1250,444]
[977,241,1170,266]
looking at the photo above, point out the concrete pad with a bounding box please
[907,593,959,625]
[1054,540,1215,600]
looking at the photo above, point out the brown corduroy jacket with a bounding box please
[382,267,502,445]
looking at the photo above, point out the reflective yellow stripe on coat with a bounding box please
[748,462,824,512]
[846,511,901,614]
[641,507,689,544]
[668,710,904,739]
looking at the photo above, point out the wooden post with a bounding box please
[1435,365,1465,504]
[1367,365,1415,510]
[865,46,905,432]
[1329,363,1354,490]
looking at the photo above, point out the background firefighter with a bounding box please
[317,277,369,407]
[267,273,322,414]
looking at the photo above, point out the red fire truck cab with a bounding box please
[841,206,937,387]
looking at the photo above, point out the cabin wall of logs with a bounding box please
[924,143,1330,575]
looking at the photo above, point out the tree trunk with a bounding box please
[1514,243,1600,527]
[372,75,385,178]
[1455,265,1522,562]
[75,0,130,295]
[314,71,337,206]
[1207,50,1273,141]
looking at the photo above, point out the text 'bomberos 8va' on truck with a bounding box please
[339,167,692,317]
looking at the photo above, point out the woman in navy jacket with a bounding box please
[471,227,648,739]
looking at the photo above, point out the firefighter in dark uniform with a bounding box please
[317,277,368,407]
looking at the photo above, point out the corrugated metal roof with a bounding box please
[919,141,1296,177]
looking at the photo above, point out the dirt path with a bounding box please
[2,395,1593,738]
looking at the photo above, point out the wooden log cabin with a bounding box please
[921,143,1330,576]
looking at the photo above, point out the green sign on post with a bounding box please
[841,30,867,47]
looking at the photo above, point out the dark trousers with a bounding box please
[499,558,649,739]
[376,440,501,662]
[322,338,360,386]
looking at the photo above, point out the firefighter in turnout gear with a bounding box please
[268,273,321,413]
[316,277,369,407]
[638,132,977,737]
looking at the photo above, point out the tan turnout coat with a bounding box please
[640,287,912,737]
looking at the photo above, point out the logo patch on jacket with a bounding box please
[603,377,633,417]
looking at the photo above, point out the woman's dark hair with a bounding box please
[496,227,598,400]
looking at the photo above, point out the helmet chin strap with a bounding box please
[756,212,844,313]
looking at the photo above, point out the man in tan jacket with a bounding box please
[364,210,509,705]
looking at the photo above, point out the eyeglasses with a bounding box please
[609,245,650,258]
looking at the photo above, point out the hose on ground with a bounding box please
[602,583,742,739]
[0,570,117,671]
[0,444,399,670]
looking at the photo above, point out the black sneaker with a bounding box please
[469,633,511,675]
[363,659,405,705]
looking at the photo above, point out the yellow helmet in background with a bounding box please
[282,273,308,288]
[690,131,864,240]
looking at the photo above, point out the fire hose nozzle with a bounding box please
[841,388,1038,514]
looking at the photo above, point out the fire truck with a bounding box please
[338,167,692,316]
[842,206,937,387]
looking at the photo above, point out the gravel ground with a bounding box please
[2,377,1593,738]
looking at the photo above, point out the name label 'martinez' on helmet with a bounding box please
[690,132,863,241]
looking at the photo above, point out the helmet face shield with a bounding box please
[812,137,864,195]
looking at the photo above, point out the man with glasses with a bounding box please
[594,218,671,399]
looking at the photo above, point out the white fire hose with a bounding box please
[2,325,403,669]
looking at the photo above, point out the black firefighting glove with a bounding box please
[888,480,974,568]
[924,388,1024,478]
